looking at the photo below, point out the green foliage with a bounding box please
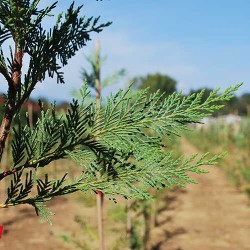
[0,0,111,103]
[59,215,98,250]
[74,215,98,241]
[80,44,126,91]
[135,73,177,97]
[189,88,250,116]
[0,0,243,225]
[220,93,250,116]
[108,204,127,223]
[189,88,215,105]
[1,83,241,221]
[130,222,143,250]
[34,202,55,225]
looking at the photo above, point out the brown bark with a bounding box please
[0,43,24,163]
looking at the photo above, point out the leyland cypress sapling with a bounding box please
[0,0,242,225]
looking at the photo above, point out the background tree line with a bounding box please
[134,73,250,116]
[0,73,248,123]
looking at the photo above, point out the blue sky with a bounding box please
[1,0,250,102]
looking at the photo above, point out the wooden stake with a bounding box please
[28,102,33,129]
[97,190,105,250]
[95,40,105,250]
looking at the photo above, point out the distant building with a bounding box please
[192,114,242,131]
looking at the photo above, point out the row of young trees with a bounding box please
[0,1,242,249]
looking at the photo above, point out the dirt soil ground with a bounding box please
[0,197,84,250]
[150,139,250,250]
[0,139,249,250]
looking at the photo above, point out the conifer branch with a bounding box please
[0,14,24,161]
[0,49,12,85]
[0,0,243,224]
[0,83,242,223]
[0,0,111,163]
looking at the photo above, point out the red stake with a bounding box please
[0,225,4,239]
[96,190,103,196]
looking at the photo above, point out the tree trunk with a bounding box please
[94,40,105,250]
[126,199,132,249]
[0,41,24,162]
[97,191,105,250]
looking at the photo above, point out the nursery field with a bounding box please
[0,126,250,250]
[186,117,250,197]
[0,1,250,250]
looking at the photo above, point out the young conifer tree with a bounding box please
[79,40,126,250]
[0,0,241,225]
